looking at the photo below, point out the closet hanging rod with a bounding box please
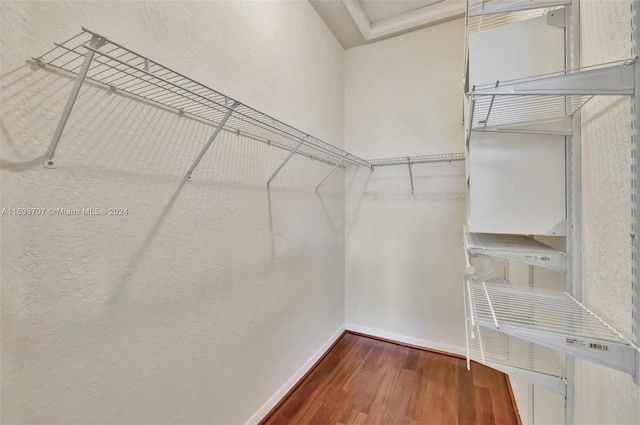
[35,27,372,173]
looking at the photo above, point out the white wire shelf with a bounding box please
[367,152,465,167]
[468,0,570,17]
[464,284,567,394]
[466,59,637,140]
[464,225,566,272]
[465,280,640,377]
[366,153,465,194]
[34,28,371,177]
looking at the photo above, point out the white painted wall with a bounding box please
[344,18,467,352]
[575,0,640,423]
[0,2,347,424]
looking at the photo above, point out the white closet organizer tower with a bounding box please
[463,0,640,422]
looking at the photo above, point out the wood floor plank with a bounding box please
[458,361,476,425]
[441,354,460,424]
[474,387,496,425]
[487,376,520,425]
[260,332,519,425]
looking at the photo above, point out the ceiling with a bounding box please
[310,0,465,49]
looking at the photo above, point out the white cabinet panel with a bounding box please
[468,14,565,87]
[469,133,566,235]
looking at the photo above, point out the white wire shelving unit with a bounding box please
[466,59,637,143]
[463,2,640,423]
[464,225,567,273]
[464,281,567,394]
[34,28,371,186]
[366,152,465,193]
[465,280,639,378]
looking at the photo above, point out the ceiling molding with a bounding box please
[342,0,372,39]
[342,0,465,41]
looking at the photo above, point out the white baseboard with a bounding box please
[345,323,465,357]
[244,325,346,425]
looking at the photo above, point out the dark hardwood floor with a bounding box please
[261,332,520,425]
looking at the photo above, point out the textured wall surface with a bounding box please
[344,18,467,351]
[0,2,346,424]
[576,0,640,423]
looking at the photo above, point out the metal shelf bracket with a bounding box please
[316,154,347,192]
[267,136,306,187]
[472,60,637,96]
[43,34,106,168]
[486,362,568,395]
[185,101,239,181]
[407,157,414,194]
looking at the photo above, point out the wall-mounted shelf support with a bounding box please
[267,136,306,187]
[407,157,414,194]
[315,153,347,192]
[480,117,573,136]
[493,362,567,395]
[43,34,106,168]
[472,60,636,96]
[185,101,239,181]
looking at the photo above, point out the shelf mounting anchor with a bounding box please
[185,101,239,181]
[43,34,106,168]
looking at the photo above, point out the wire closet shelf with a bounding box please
[34,28,371,174]
[367,152,465,167]
[467,0,570,18]
[466,280,639,377]
[463,283,567,394]
[466,59,637,141]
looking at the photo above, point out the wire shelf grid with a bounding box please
[468,281,633,344]
[368,152,465,167]
[466,320,563,378]
[468,0,570,18]
[35,28,370,169]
